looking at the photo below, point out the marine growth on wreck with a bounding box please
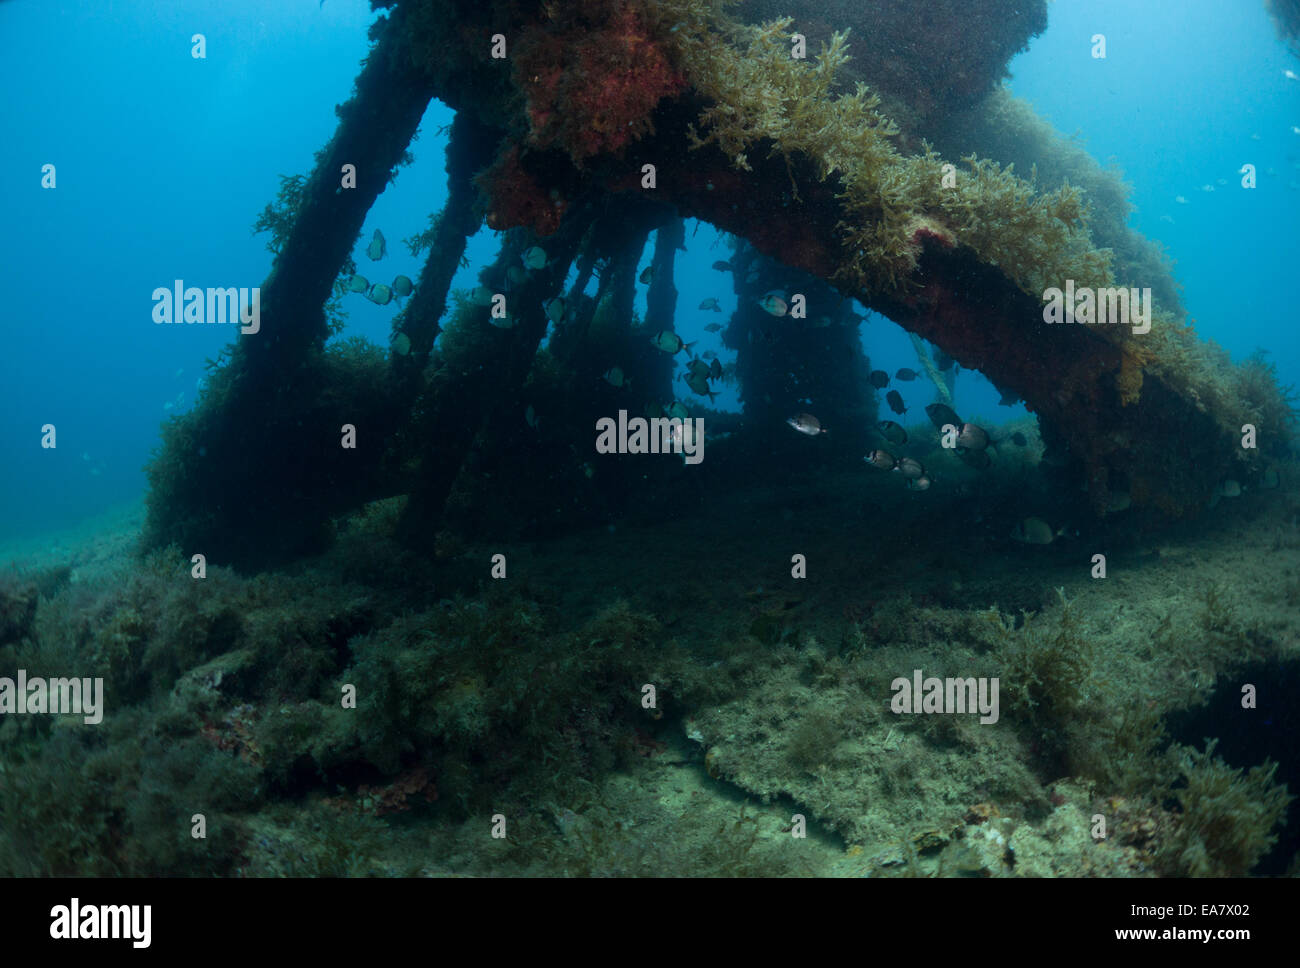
[2,0,1299,892]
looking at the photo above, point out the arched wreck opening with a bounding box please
[142,0,1296,569]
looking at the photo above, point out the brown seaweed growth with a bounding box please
[665,12,1108,298]
[1159,739,1293,876]
[987,589,1095,771]
[928,88,1186,320]
[744,0,1048,128]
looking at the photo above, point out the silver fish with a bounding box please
[1011,517,1060,545]
[956,423,989,451]
[893,457,925,480]
[683,370,716,401]
[786,413,826,436]
[650,331,693,354]
[757,292,788,316]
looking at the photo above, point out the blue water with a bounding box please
[1,0,1296,544]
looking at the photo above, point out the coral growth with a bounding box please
[514,2,685,161]
[477,144,569,235]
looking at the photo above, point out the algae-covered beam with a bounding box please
[144,4,437,566]
[391,110,497,398]
[490,92,1279,516]
[399,205,597,544]
[645,215,684,333]
[246,3,434,377]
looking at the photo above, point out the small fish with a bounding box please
[366,229,386,261]
[639,266,655,285]
[368,283,394,306]
[686,358,711,379]
[906,476,931,492]
[885,390,907,416]
[392,275,414,298]
[786,413,826,436]
[925,403,962,431]
[522,246,548,270]
[582,462,594,479]
[704,323,723,333]
[1216,178,1227,186]
[894,368,919,382]
[699,297,721,312]
[545,296,566,324]
[757,292,788,316]
[603,366,631,388]
[82,452,91,461]
[347,275,370,293]
[683,370,716,401]
[666,401,690,420]
[1011,517,1063,545]
[650,331,694,354]
[864,449,896,470]
[1287,69,1299,80]
[711,260,732,272]
[1217,479,1242,498]
[1201,184,1215,192]
[708,358,722,382]
[525,405,540,428]
[392,332,411,356]
[1106,491,1132,513]
[876,420,907,446]
[1175,195,1188,204]
[956,423,989,451]
[469,285,495,306]
[868,370,890,389]
[893,457,926,480]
